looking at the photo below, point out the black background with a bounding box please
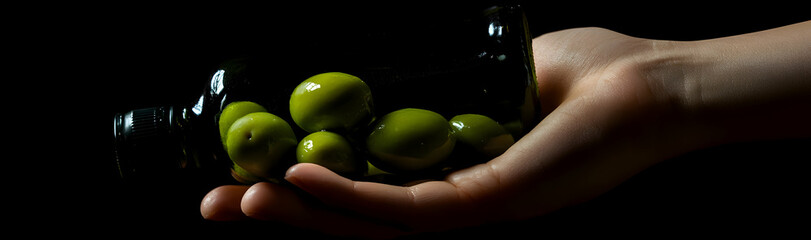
[31,0,809,237]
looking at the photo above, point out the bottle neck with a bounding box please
[114,106,186,180]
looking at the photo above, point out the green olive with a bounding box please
[226,112,297,179]
[449,114,515,157]
[365,161,390,176]
[500,120,524,141]
[296,131,365,175]
[289,72,374,133]
[366,108,456,173]
[219,101,268,149]
[230,161,263,184]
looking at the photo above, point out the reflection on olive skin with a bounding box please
[366,108,456,173]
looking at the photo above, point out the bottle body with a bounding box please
[113,4,540,184]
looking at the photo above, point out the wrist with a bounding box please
[640,22,811,150]
[634,39,719,154]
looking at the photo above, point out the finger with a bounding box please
[241,181,404,238]
[200,185,251,221]
[284,163,484,232]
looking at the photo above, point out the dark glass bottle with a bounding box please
[113,4,540,184]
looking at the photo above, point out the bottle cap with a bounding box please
[113,107,184,180]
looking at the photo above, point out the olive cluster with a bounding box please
[219,72,516,184]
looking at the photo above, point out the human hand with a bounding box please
[201,22,811,238]
[201,27,679,237]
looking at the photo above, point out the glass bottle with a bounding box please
[112,4,540,184]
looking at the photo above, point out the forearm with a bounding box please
[653,21,811,149]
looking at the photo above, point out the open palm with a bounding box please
[201,21,811,237]
[200,27,683,238]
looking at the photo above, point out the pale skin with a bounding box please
[200,21,811,238]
